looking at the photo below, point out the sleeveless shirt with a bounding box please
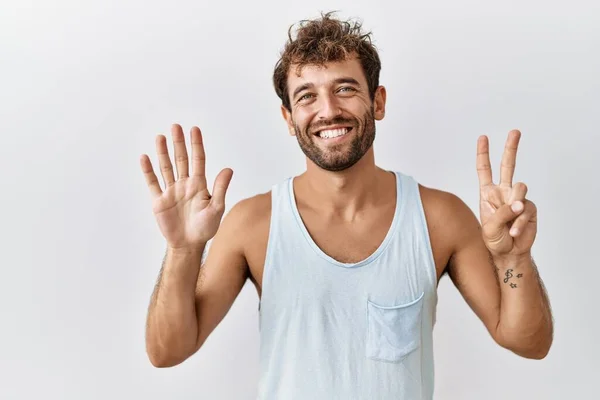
[257,170,438,399]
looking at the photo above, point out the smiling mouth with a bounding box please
[314,127,353,139]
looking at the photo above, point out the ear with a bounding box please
[373,86,386,121]
[280,105,296,136]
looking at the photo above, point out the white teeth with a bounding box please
[318,128,349,139]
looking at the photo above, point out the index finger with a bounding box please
[477,135,493,187]
[500,129,521,186]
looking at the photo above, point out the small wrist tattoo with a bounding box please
[501,269,521,288]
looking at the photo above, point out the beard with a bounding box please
[294,106,376,172]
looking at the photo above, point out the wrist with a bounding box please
[493,251,532,270]
[167,244,205,258]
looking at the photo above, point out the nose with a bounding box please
[317,93,342,120]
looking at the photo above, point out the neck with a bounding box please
[295,149,394,220]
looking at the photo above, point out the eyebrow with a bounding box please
[291,77,362,100]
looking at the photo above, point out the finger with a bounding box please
[509,201,536,237]
[500,129,521,186]
[508,182,528,204]
[190,126,208,188]
[139,154,162,199]
[171,124,189,179]
[487,186,505,209]
[156,134,175,187]
[483,200,524,241]
[210,168,234,212]
[492,200,525,225]
[476,135,493,187]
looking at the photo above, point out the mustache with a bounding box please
[306,116,357,135]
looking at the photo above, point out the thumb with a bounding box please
[210,168,234,210]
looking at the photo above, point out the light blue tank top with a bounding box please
[257,170,438,399]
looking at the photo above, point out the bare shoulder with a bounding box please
[417,184,482,278]
[208,190,271,256]
[418,184,478,226]
[225,191,271,232]
[223,190,271,250]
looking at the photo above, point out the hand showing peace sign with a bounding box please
[477,130,538,260]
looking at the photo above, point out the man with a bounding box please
[140,12,553,399]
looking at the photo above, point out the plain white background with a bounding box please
[1,0,598,398]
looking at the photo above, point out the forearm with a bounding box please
[145,245,205,367]
[494,254,553,358]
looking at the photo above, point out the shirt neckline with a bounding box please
[287,170,403,268]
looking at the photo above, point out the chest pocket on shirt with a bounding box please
[366,291,425,363]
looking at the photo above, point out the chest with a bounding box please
[246,195,452,298]
[246,212,391,297]
[300,204,396,264]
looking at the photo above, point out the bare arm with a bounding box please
[446,196,553,359]
[193,200,251,352]
[140,123,248,367]
[145,245,205,367]
[145,200,250,367]
[492,252,553,358]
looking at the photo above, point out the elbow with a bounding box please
[529,347,551,360]
[508,342,552,360]
[495,327,553,360]
[509,346,550,360]
[145,340,196,368]
[144,323,199,368]
[147,352,180,368]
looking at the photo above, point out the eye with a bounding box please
[297,93,314,103]
[337,86,357,94]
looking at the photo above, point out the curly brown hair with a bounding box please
[273,11,382,112]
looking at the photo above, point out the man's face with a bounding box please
[282,56,386,172]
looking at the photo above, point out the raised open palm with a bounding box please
[140,124,233,249]
[476,130,537,258]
